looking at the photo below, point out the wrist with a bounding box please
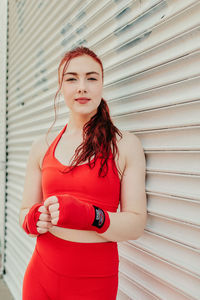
[92,206,110,233]
[22,203,42,235]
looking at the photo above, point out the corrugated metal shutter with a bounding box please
[0,0,7,277]
[5,0,200,299]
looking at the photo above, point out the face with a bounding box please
[60,55,103,118]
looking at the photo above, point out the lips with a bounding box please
[75,97,91,104]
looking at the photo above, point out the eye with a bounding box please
[88,77,97,81]
[65,78,76,81]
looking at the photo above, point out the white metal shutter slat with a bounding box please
[119,256,193,300]
[9,1,130,88]
[9,1,57,60]
[147,193,200,225]
[109,76,200,117]
[0,0,7,277]
[104,52,200,101]
[112,101,200,130]
[134,232,200,276]
[146,213,199,249]
[138,127,200,150]
[95,0,200,59]
[146,171,199,200]
[119,271,160,300]
[103,9,200,79]
[3,1,200,299]
[9,1,89,74]
[119,243,200,300]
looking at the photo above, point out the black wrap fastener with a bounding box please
[92,205,105,229]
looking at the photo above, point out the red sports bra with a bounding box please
[41,123,121,212]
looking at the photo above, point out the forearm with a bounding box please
[97,211,147,242]
[19,208,29,227]
[45,195,147,241]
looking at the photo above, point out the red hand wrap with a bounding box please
[93,208,111,234]
[56,195,110,234]
[22,203,42,235]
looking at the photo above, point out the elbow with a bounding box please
[132,212,147,240]
[134,227,145,240]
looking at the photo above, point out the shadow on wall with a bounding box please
[0,277,14,300]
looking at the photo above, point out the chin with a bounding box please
[73,107,98,117]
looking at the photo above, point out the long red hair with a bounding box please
[47,46,122,177]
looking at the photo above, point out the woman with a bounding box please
[19,46,147,300]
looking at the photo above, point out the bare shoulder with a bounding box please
[117,130,145,166]
[117,130,144,150]
[30,130,58,169]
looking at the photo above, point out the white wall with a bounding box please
[4,1,200,299]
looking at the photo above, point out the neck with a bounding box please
[66,110,97,135]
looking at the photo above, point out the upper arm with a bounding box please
[120,132,147,217]
[20,137,44,210]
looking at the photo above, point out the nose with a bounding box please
[77,79,87,93]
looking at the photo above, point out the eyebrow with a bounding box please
[64,72,100,76]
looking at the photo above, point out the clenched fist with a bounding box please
[36,204,53,234]
[43,196,60,225]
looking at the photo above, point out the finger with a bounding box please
[37,220,52,229]
[37,227,49,234]
[50,211,59,219]
[38,205,49,213]
[49,203,59,213]
[39,213,51,222]
[51,217,59,225]
[44,196,58,207]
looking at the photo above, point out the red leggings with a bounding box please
[22,232,119,300]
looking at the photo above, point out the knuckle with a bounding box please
[49,206,54,212]
[51,211,56,218]
[39,214,44,220]
[44,214,49,221]
[44,214,48,221]
[39,213,44,219]
[37,221,42,227]
[49,195,57,201]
